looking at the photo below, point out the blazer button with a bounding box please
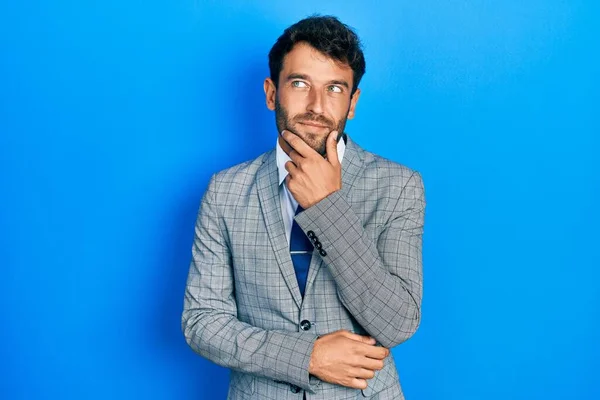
[319,249,327,257]
[307,230,315,239]
[300,320,311,331]
[314,242,322,250]
[290,384,301,393]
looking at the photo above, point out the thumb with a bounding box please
[326,130,340,166]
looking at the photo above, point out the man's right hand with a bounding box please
[308,330,389,390]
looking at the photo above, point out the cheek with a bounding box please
[280,91,308,113]
[329,98,351,118]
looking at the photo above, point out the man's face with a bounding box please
[265,42,361,156]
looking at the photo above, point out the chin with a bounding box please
[286,125,327,154]
[295,126,325,140]
[301,133,327,150]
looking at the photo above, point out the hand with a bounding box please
[282,130,342,209]
[308,330,389,390]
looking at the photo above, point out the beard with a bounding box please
[275,98,349,156]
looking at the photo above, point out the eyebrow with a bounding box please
[286,73,350,89]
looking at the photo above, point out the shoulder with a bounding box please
[353,142,424,194]
[213,151,270,184]
[204,150,272,198]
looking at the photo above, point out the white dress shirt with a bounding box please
[275,136,346,244]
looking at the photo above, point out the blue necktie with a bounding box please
[290,205,313,297]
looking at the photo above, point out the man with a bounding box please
[182,15,425,400]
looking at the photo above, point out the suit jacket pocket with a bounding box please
[230,371,255,395]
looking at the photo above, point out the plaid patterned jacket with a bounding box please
[182,136,425,399]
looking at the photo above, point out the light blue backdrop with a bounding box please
[1,1,598,399]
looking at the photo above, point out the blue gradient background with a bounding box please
[1,1,598,399]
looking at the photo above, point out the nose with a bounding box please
[306,87,324,115]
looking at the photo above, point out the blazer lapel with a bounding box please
[256,150,303,309]
[304,136,365,297]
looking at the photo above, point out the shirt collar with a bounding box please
[276,135,346,186]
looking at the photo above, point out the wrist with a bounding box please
[308,336,321,375]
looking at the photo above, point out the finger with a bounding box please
[358,357,385,371]
[288,149,303,165]
[326,130,340,166]
[285,175,294,191]
[281,130,315,157]
[352,367,376,380]
[285,160,298,177]
[363,345,390,360]
[349,378,368,390]
[339,330,376,345]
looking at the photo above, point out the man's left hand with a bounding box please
[283,129,342,209]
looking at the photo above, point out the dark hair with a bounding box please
[268,15,366,95]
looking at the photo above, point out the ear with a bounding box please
[264,78,277,111]
[347,88,361,120]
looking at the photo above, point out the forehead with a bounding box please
[280,42,353,83]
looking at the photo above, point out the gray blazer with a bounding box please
[182,137,425,399]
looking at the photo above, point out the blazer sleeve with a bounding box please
[181,174,319,392]
[295,171,425,349]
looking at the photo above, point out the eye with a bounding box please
[292,81,308,88]
[327,85,343,93]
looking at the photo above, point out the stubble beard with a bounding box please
[275,98,348,156]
